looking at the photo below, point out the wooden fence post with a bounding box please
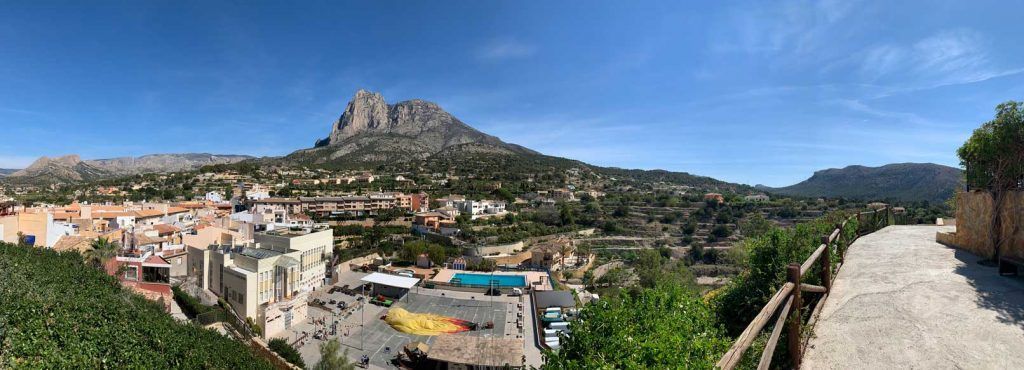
[819,236,831,292]
[786,263,803,368]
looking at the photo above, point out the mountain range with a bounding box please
[5,153,251,184]
[1,90,962,203]
[758,163,961,203]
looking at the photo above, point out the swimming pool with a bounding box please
[450,273,527,287]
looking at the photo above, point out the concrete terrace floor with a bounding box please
[804,226,1024,369]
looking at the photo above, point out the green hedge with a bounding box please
[172,285,216,318]
[0,242,274,369]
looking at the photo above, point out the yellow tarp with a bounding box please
[384,307,471,336]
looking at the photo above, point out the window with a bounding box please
[124,266,138,281]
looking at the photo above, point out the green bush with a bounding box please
[543,284,731,369]
[0,242,273,369]
[711,212,857,335]
[269,337,306,368]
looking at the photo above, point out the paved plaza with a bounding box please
[289,287,526,369]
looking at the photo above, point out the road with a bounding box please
[803,226,1024,369]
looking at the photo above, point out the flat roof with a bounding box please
[360,272,420,289]
[534,290,576,309]
[238,247,283,259]
[427,334,523,367]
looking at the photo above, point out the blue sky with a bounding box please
[2,1,1023,186]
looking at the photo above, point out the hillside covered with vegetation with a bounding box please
[0,242,273,369]
[544,211,863,369]
[763,163,961,203]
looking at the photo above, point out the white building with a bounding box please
[452,199,507,219]
[245,184,271,201]
[186,227,332,339]
[744,194,770,202]
[205,191,225,203]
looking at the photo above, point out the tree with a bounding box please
[84,237,118,268]
[314,338,355,370]
[957,101,1024,263]
[711,224,732,239]
[738,213,772,238]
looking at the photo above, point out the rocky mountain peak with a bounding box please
[295,89,536,165]
[326,89,390,144]
[26,155,82,169]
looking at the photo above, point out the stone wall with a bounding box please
[468,241,524,257]
[948,190,1024,260]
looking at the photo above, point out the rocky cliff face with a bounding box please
[293,89,534,165]
[89,153,252,174]
[7,153,252,184]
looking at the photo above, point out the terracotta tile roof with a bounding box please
[52,235,94,253]
[133,233,166,246]
[166,207,189,214]
[152,224,181,235]
[134,209,165,218]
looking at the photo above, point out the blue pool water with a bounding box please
[450,273,527,287]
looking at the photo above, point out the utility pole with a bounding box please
[360,283,365,351]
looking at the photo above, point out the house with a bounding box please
[530,240,575,269]
[412,212,460,236]
[704,193,725,203]
[744,194,770,202]
[411,192,429,212]
[245,184,271,201]
[51,235,95,253]
[205,191,225,203]
[355,173,375,183]
[416,253,432,269]
[449,199,507,220]
[550,188,576,201]
[105,249,172,311]
[452,257,467,270]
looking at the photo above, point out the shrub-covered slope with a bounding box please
[0,242,273,369]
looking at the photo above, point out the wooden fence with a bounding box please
[716,207,896,370]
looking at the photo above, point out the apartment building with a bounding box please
[253,193,416,218]
[186,228,332,338]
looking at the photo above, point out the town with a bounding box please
[2,2,1023,370]
[0,162,925,368]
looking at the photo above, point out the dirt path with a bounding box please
[804,226,1024,369]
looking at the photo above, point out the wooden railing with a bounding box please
[716,207,895,370]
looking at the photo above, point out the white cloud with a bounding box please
[710,0,859,56]
[476,39,536,60]
[859,29,1024,94]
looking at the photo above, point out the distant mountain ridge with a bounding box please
[6,153,252,184]
[0,168,18,177]
[759,163,961,203]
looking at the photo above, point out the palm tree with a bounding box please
[84,237,118,268]
[559,243,569,270]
